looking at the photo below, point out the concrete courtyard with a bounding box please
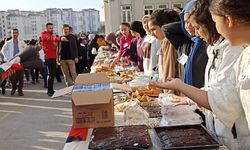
[0,80,72,150]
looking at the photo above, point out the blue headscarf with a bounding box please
[180,0,197,38]
[180,0,204,85]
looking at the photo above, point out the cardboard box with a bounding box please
[52,72,132,129]
[72,73,114,128]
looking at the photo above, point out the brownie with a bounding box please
[156,126,218,149]
[142,106,162,118]
[89,125,152,150]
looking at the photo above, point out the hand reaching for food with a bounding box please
[171,95,188,106]
[149,77,182,90]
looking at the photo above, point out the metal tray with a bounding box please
[154,124,221,149]
[88,125,152,150]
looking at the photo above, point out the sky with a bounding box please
[0,0,105,21]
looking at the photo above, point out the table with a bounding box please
[63,107,227,150]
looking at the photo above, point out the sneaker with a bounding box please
[47,91,55,97]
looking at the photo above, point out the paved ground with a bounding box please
[0,79,72,150]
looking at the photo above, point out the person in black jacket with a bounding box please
[58,24,78,86]
[76,32,88,74]
[88,34,99,67]
[162,21,192,81]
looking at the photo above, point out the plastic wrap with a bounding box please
[124,103,160,128]
[158,93,202,126]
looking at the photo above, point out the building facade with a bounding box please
[0,8,100,40]
[104,0,189,33]
[0,11,8,40]
[82,9,100,33]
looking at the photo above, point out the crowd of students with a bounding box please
[0,24,108,96]
[99,0,250,149]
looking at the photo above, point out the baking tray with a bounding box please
[154,124,221,149]
[88,125,152,150]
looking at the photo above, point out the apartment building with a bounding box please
[0,8,101,40]
[104,0,189,33]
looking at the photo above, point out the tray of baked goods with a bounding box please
[88,125,152,150]
[154,124,221,149]
[131,86,162,99]
[140,101,162,118]
[94,65,136,83]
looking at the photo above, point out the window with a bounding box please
[157,4,168,9]
[172,3,183,8]
[121,5,132,23]
[144,5,154,15]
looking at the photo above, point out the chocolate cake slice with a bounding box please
[141,106,162,118]
[89,125,152,150]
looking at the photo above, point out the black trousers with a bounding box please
[31,68,39,81]
[45,58,56,93]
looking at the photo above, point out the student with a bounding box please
[148,9,180,93]
[105,32,119,51]
[141,15,161,77]
[88,34,101,66]
[76,32,88,74]
[111,23,133,68]
[180,0,208,88]
[150,0,250,148]
[123,21,146,71]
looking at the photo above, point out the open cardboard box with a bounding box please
[52,72,132,128]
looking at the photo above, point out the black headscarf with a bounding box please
[162,21,192,50]
[130,21,146,38]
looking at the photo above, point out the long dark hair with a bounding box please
[189,0,220,45]
[210,0,250,22]
[149,9,180,27]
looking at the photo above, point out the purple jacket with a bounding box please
[123,37,144,71]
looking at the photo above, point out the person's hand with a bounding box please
[110,57,119,68]
[57,60,61,66]
[171,95,188,106]
[110,62,116,69]
[75,58,79,63]
[149,77,183,90]
[61,37,68,42]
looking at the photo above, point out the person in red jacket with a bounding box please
[41,23,67,96]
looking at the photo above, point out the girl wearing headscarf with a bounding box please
[123,21,146,71]
[105,32,119,51]
[180,0,208,88]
